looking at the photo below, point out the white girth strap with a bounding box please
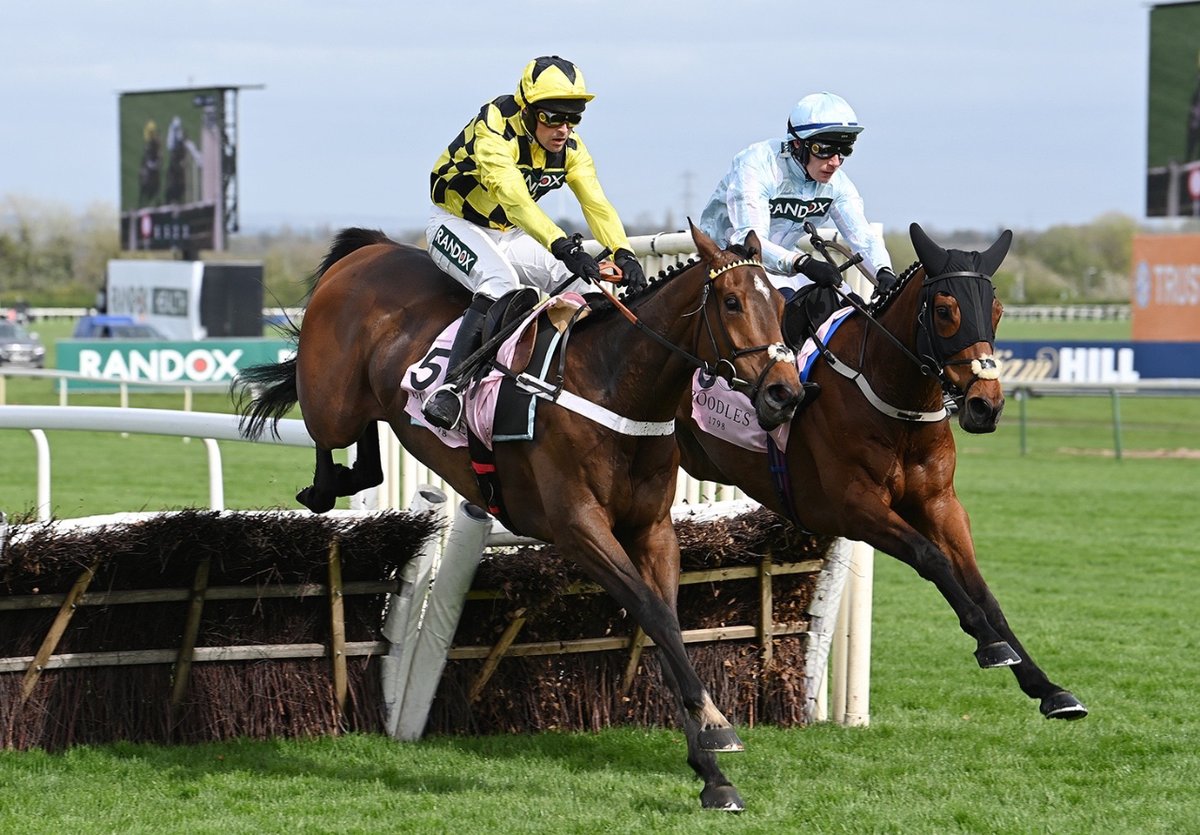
[514,374,677,437]
[822,353,949,423]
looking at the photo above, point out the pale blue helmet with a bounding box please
[787,92,864,142]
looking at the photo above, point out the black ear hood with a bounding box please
[911,222,1012,275]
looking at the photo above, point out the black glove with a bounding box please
[875,267,899,293]
[550,235,602,284]
[614,248,647,295]
[795,254,841,288]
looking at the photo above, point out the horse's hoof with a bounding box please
[697,727,745,753]
[1041,691,1088,720]
[975,642,1021,668]
[296,487,334,514]
[700,784,745,812]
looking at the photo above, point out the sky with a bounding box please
[0,0,1171,239]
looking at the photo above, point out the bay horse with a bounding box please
[675,222,1087,722]
[237,222,802,811]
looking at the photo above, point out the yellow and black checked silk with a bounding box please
[430,95,631,253]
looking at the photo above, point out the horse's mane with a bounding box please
[579,254,700,322]
[301,228,397,301]
[865,260,923,317]
[581,241,758,322]
[267,228,398,344]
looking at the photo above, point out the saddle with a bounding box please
[783,285,840,349]
[479,288,540,378]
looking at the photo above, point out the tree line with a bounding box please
[0,195,1152,309]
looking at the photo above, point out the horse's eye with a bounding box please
[724,295,742,312]
[935,303,953,319]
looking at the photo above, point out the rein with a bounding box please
[590,258,794,401]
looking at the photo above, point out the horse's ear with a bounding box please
[910,222,948,273]
[980,229,1013,275]
[688,218,721,263]
[744,229,762,260]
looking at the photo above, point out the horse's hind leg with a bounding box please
[297,447,339,513]
[333,422,384,496]
[296,426,385,514]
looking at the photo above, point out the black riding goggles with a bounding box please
[806,140,854,160]
[534,108,582,127]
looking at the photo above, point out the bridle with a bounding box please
[811,260,1001,422]
[914,270,1001,402]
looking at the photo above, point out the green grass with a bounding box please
[997,318,1129,341]
[0,449,1196,832]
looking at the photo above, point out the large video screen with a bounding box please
[1147,2,1200,217]
[118,88,227,253]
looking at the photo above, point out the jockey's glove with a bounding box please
[876,267,899,293]
[551,235,602,285]
[614,248,648,295]
[794,253,841,288]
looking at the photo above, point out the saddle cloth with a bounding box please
[689,306,854,453]
[401,293,587,449]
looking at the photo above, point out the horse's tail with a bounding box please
[235,355,300,441]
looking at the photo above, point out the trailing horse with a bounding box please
[675,222,1087,721]
[236,222,802,811]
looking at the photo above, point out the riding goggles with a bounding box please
[807,139,854,159]
[534,108,582,127]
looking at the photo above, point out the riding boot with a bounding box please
[422,296,491,430]
[781,292,824,408]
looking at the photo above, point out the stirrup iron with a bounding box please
[422,383,465,430]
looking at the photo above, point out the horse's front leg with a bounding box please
[551,508,744,807]
[917,497,1088,720]
[621,519,744,812]
[839,493,1019,667]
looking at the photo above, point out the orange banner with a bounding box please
[1131,235,1200,342]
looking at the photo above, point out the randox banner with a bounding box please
[56,339,292,390]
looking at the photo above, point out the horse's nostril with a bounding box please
[767,384,800,408]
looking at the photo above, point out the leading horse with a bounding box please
[237,222,801,811]
[675,223,1087,721]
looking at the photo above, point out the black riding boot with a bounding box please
[782,289,833,406]
[422,295,491,430]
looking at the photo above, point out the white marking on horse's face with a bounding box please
[754,276,770,302]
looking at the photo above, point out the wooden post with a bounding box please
[620,626,649,696]
[20,558,101,704]
[328,538,347,715]
[170,556,212,720]
[759,549,774,666]
[468,609,527,702]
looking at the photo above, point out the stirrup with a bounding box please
[422,384,464,430]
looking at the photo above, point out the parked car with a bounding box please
[0,320,46,367]
[72,315,167,339]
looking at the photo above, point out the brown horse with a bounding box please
[675,222,1087,721]
[237,222,801,811]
